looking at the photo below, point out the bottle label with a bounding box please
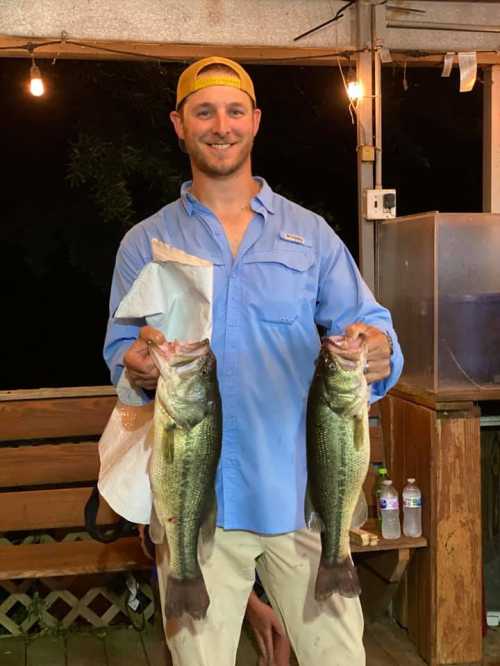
[380,497,399,510]
[404,497,422,508]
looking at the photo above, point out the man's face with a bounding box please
[170,85,261,178]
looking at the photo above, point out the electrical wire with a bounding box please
[0,37,367,62]
[336,57,357,126]
[0,35,499,63]
[293,0,357,42]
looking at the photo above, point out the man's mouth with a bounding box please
[207,142,233,151]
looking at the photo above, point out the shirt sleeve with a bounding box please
[314,223,404,402]
[103,233,149,386]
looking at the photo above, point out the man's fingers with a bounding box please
[124,331,162,383]
[271,619,286,638]
[368,345,390,360]
[344,323,368,341]
[324,341,363,368]
[137,379,159,390]
[273,629,291,665]
[139,325,166,346]
[253,631,268,661]
[262,628,274,664]
[365,358,391,384]
[127,367,159,380]
[126,370,158,391]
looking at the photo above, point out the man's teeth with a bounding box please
[210,143,231,150]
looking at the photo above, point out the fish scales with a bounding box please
[307,339,370,600]
[158,407,220,578]
[149,340,222,620]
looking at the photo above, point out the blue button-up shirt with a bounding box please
[104,178,403,534]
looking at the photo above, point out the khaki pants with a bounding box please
[156,527,365,666]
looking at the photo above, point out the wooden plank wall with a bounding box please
[434,415,482,664]
[380,394,482,666]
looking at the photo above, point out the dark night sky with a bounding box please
[0,58,482,390]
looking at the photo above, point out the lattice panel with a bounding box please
[0,529,95,546]
[0,573,155,637]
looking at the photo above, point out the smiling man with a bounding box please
[171,60,260,180]
[103,56,403,666]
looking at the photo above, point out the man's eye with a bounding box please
[229,109,244,117]
[196,110,211,118]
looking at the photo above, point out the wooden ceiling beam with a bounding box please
[1,34,499,67]
[0,35,354,66]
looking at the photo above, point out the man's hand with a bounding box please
[123,325,166,390]
[137,524,155,561]
[245,591,290,666]
[327,323,392,384]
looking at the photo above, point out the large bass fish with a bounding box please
[306,336,370,600]
[149,339,222,620]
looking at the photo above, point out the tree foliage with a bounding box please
[66,61,187,230]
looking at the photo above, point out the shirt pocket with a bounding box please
[242,250,315,324]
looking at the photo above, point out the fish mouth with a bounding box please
[321,337,366,372]
[157,339,210,365]
[171,339,210,354]
[174,355,213,377]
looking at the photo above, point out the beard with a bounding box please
[184,133,254,178]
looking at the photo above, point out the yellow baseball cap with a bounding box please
[176,56,256,109]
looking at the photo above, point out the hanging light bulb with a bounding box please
[347,80,363,103]
[30,57,45,97]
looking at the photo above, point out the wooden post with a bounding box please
[356,1,375,290]
[380,394,482,665]
[483,65,500,213]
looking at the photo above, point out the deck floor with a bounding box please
[1,620,499,665]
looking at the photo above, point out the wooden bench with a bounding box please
[0,386,150,585]
[0,387,426,630]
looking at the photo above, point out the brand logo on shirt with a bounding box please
[281,232,305,245]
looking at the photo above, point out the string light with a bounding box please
[29,56,44,97]
[347,80,363,102]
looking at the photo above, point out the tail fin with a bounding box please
[315,557,361,600]
[165,575,210,620]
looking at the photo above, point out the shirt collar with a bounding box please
[180,177,275,218]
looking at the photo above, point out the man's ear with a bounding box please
[169,110,185,140]
[252,108,262,138]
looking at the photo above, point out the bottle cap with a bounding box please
[382,480,392,485]
[407,478,415,483]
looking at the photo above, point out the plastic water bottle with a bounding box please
[374,466,388,528]
[380,480,401,539]
[402,478,422,537]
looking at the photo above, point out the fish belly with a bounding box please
[307,396,370,599]
[150,380,221,618]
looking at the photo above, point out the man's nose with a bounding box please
[212,111,230,135]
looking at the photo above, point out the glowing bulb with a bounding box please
[347,80,363,102]
[30,62,45,97]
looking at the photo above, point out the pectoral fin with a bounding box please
[156,401,176,463]
[162,423,176,463]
